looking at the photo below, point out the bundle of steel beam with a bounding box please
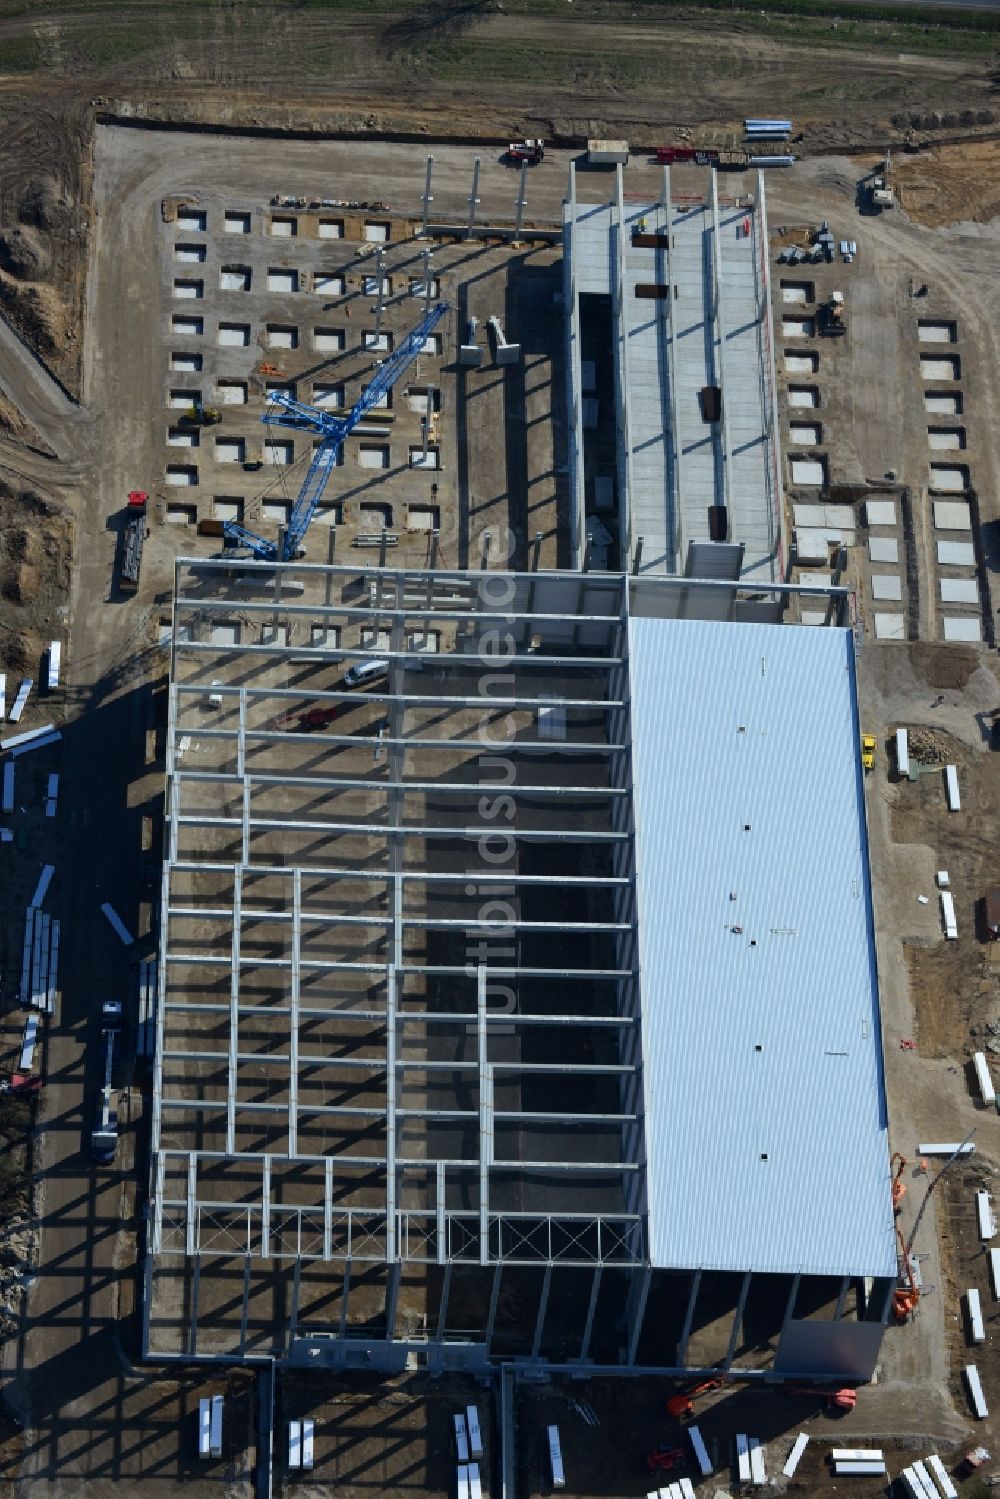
[19,906,59,1012]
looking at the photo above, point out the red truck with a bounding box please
[120,490,148,593]
[504,139,545,166]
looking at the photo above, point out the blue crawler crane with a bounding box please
[225,301,448,561]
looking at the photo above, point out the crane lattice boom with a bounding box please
[223,302,448,562]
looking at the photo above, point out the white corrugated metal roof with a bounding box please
[627,614,896,1278]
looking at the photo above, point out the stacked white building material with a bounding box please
[940,891,958,940]
[454,1413,469,1463]
[45,773,58,818]
[832,1448,885,1476]
[966,1289,986,1344]
[2,761,13,813]
[8,679,31,723]
[689,1425,713,1476]
[912,1459,940,1499]
[782,1434,809,1478]
[926,1454,958,1499]
[3,724,59,757]
[101,902,134,945]
[964,1364,988,1419]
[945,765,960,811]
[977,1191,995,1241]
[547,1426,565,1489]
[46,642,61,692]
[288,1420,302,1470]
[31,865,54,908]
[18,906,59,1012]
[974,1053,996,1107]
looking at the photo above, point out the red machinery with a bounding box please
[784,1386,857,1413]
[0,1073,41,1096]
[890,1151,908,1213]
[275,704,340,733]
[655,145,720,166]
[504,139,545,166]
[646,1446,686,1475]
[665,1377,726,1421]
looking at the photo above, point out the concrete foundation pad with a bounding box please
[799,610,828,626]
[936,540,976,567]
[933,501,972,532]
[796,570,833,588]
[942,616,982,642]
[940,578,979,605]
[868,538,898,564]
[865,500,896,528]
[795,529,835,565]
[874,613,906,641]
[871,574,902,601]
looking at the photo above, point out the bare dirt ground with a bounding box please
[887,140,1000,227]
[0,0,996,397]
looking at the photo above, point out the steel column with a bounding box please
[485,1262,502,1352]
[724,1273,752,1368]
[436,1262,453,1344]
[579,1265,603,1361]
[531,1265,552,1360]
[676,1268,702,1366]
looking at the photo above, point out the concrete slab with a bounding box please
[942,616,982,642]
[797,570,833,587]
[800,609,828,626]
[871,575,902,601]
[940,578,979,605]
[790,457,827,485]
[869,536,899,563]
[868,538,898,564]
[865,500,896,528]
[933,501,972,532]
[795,529,834,565]
[874,613,906,641]
[929,465,968,492]
[936,540,976,567]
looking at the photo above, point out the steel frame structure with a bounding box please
[147,559,869,1363]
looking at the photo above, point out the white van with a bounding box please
[343,659,389,689]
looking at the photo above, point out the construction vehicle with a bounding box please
[784,1386,857,1413]
[187,404,221,426]
[0,1073,41,1097]
[890,1151,908,1213]
[504,138,545,166]
[655,143,793,170]
[894,1224,919,1321]
[894,1132,973,1322]
[119,490,147,594]
[985,886,1000,940]
[818,292,846,338]
[274,703,340,733]
[224,302,448,562]
[665,1377,726,1421]
[90,1026,120,1165]
[861,734,876,772]
[870,153,894,212]
[646,1446,686,1475]
[960,1448,991,1478]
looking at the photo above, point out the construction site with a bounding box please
[0,21,997,1499]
